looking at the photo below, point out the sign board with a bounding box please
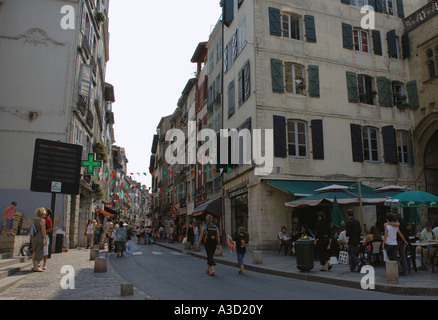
[31,139,83,195]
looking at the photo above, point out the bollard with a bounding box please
[99,242,105,250]
[90,248,99,261]
[121,283,135,296]
[385,261,399,284]
[94,257,107,273]
[253,250,263,264]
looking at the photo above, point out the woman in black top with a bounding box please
[315,212,332,271]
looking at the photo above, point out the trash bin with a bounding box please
[55,233,64,253]
[296,238,314,272]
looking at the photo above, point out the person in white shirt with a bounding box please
[383,214,408,262]
[278,226,291,255]
[337,229,349,250]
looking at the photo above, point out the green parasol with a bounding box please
[384,190,438,208]
[331,196,345,228]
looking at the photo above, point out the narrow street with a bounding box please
[109,241,432,300]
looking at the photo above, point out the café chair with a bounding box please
[367,240,383,266]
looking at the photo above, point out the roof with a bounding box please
[191,42,208,63]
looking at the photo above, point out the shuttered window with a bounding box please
[238,60,251,106]
[396,130,411,164]
[363,127,380,162]
[223,0,234,27]
[304,15,317,43]
[406,80,419,110]
[342,23,353,50]
[396,0,405,18]
[273,115,287,158]
[350,124,364,162]
[308,65,320,98]
[372,30,382,56]
[346,71,359,103]
[271,59,285,93]
[269,7,282,36]
[382,125,398,164]
[287,120,308,158]
[79,64,92,99]
[401,33,410,59]
[387,30,400,59]
[377,76,392,107]
[311,119,324,160]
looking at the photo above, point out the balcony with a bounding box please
[77,95,88,115]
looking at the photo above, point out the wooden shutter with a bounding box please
[350,124,364,162]
[396,0,405,18]
[273,116,287,158]
[223,0,234,27]
[342,23,353,50]
[382,125,398,164]
[244,60,250,100]
[377,76,392,107]
[269,7,282,36]
[81,2,86,35]
[346,71,359,103]
[271,59,284,93]
[238,69,243,106]
[308,65,320,98]
[304,15,317,43]
[311,120,324,160]
[406,80,420,110]
[341,0,350,4]
[228,80,235,116]
[368,0,376,9]
[372,30,382,56]
[79,64,92,98]
[375,0,383,13]
[402,33,410,59]
[387,29,397,58]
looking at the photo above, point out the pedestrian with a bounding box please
[111,224,118,254]
[383,213,408,262]
[94,219,103,245]
[197,214,221,276]
[391,207,409,275]
[115,220,127,258]
[42,208,53,270]
[315,212,333,272]
[345,209,363,272]
[193,222,199,245]
[3,201,17,236]
[229,226,249,275]
[186,221,194,248]
[146,226,153,245]
[85,220,94,249]
[31,207,47,272]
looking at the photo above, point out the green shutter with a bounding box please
[387,29,398,58]
[406,80,420,110]
[396,0,405,18]
[368,0,376,9]
[372,30,382,56]
[304,15,317,43]
[377,77,392,107]
[382,125,398,164]
[223,0,234,27]
[308,65,320,98]
[271,59,284,93]
[346,71,359,103]
[269,7,282,36]
[375,0,383,13]
[402,32,410,59]
[341,0,350,4]
[342,23,353,50]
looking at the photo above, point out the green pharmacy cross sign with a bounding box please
[81,153,102,175]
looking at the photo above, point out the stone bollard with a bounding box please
[99,242,105,250]
[253,250,263,264]
[121,283,135,296]
[94,257,107,273]
[90,248,99,261]
[385,261,399,284]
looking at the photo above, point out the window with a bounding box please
[285,63,305,95]
[387,30,401,59]
[358,74,376,105]
[287,120,308,158]
[282,13,302,40]
[426,49,436,79]
[362,127,380,162]
[396,130,411,164]
[238,60,250,106]
[350,0,367,7]
[353,28,370,53]
[383,0,396,16]
[392,81,405,107]
[227,80,235,117]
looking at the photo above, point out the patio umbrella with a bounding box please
[384,190,438,208]
[331,196,345,228]
[407,207,421,225]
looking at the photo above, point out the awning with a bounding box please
[263,180,331,197]
[192,197,222,218]
[99,208,114,218]
[104,206,119,216]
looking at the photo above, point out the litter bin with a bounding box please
[55,233,64,253]
[296,238,314,272]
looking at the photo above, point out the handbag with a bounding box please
[338,251,349,264]
[182,237,187,244]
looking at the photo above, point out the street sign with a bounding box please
[31,139,83,195]
[81,153,102,175]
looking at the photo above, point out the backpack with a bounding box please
[30,222,38,237]
[204,224,218,245]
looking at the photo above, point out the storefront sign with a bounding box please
[404,0,438,32]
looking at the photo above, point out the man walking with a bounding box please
[346,209,362,272]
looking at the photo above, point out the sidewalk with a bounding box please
[0,248,149,300]
[157,241,438,297]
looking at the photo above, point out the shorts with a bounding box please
[237,252,245,266]
[5,219,14,230]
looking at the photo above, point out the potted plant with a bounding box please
[95,11,106,24]
[93,141,108,163]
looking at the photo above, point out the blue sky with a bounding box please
[106,0,222,187]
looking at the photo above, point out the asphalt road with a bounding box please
[108,242,435,301]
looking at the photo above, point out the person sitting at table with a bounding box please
[337,227,349,251]
[419,222,437,266]
[278,226,291,255]
[362,225,382,264]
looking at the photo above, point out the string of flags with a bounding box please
[95,168,233,178]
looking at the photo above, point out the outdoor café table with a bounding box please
[410,240,438,271]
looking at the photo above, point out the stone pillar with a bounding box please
[121,283,134,296]
[253,250,263,264]
[94,257,107,273]
[385,261,399,284]
[90,248,99,260]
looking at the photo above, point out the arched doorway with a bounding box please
[424,130,438,223]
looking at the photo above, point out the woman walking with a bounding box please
[85,220,94,249]
[31,207,47,272]
[315,212,333,271]
[197,214,221,276]
[115,221,127,258]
